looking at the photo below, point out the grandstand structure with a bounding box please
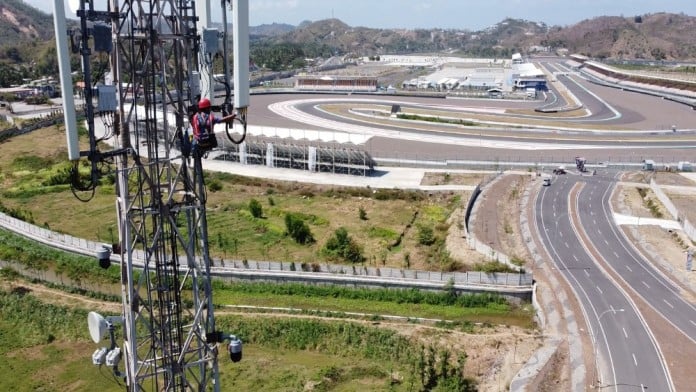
[295,75,378,92]
[215,135,376,176]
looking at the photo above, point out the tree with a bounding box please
[323,227,364,263]
[358,207,367,220]
[417,224,436,246]
[285,213,314,244]
[249,198,263,218]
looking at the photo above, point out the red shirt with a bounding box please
[192,112,222,140]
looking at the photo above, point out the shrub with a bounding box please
[208,179,223,192]
[249,198,263,218]
[417,224,436,246]
[285,213,314,244]
[323,227,364,263]
[358,207,367,220]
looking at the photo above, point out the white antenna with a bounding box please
[87,311,122,343]
[233,0,249,110]
[52,0,80,160]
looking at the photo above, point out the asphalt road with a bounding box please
[535,173,673,391]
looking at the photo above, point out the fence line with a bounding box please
[0,211,533,289]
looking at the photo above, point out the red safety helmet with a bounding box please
[198,98,211,110]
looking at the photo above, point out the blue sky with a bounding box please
[30,0,696,31]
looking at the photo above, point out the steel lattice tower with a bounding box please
[53,0,247,389]
[111,1,220,390]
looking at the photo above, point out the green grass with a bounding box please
[0,285,478,392]
[217,291,530,326]
[0,125,464,270]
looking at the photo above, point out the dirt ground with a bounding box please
[469,173,534,266]
[612,173,696,290]
[443,172,548,390]
[420,172,485,186]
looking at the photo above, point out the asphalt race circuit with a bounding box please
[248,64,696,165]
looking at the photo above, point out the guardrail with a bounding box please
[0,211,533,302]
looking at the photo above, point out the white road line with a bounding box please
[559,231,563,238]
[596,286,603,294]
[604,239,609,245]
[598,229,602,235]
[626,265,633,272]
[613,251,619,258]
[622,328,628,338]
[593,219,597,225]
[590,211,594,216]
[573,254,579,261]
[690,320,696,327]
[642,281,650,289]
[663,299,674,309]
[565,242,569,248]
[632,353,638,367]
[584,270,590,277]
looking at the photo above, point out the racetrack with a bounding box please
[245,62,696,166]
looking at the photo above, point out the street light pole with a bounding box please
[593,308,625,389]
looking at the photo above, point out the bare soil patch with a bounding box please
[668,192,696,227]
[471,173,533,265]
[420,172,483,186]
[654,172,696,187]
[613,184,696,295]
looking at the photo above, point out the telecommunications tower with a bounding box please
[52,0,249,390]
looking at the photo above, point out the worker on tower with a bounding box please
[191,98,236,155]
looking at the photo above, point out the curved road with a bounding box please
[535,173,674,391]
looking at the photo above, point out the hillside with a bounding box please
[543,13,696,60]
[0,0,54,43]
[253,14,696,61]
[3,1,696,84]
